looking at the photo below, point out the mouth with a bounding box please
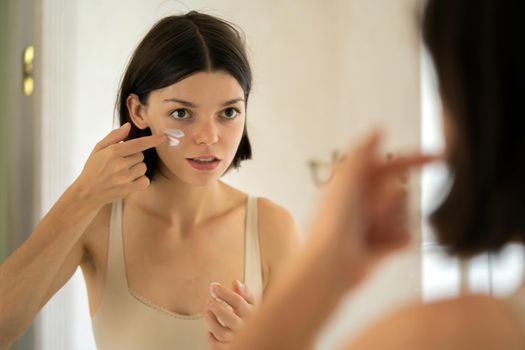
[186,155,221,171]
[187,155,221,163]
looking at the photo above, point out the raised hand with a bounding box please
[71,123,167,208]
[205,280,256,349]
[308,131,438,287]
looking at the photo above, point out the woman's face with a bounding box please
[131,70,246,186]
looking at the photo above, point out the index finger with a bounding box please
[210,283,249,316]
[115,133,168,156]
[377,153,441,177]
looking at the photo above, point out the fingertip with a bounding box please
[210,282,220,298]
[135,176,150,190]
[235,279,245,293]
[117,122,131,138]
[345,128,383,157]
[365,128,383,149]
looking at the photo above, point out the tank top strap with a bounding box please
[244,196,263,300]
[105,198,129,294]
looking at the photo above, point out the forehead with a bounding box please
[152,70,244,103]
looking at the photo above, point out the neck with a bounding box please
[129,172,225,231]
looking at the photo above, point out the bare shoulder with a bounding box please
[256,197,302,289]
[257,197,301,240]
[346,294,524,350]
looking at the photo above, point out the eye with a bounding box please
[170,108,190,120]
[221,107,239,119]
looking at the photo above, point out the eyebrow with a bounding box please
[163,98,245,107]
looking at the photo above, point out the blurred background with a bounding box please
[1,0,523,349]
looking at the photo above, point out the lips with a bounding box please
[186,155,221,171]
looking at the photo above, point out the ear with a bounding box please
[126,94,149,130]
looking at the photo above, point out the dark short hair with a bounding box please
[117,11,252,179]
[423,0,525,256]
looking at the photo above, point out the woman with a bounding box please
[231,0,525,349]
[0,12,300,350]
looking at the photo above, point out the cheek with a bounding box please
[154,144,188,174]
[145,110,178,136]
[148,118,169,135]
[225,122,245,153]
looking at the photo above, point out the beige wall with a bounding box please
[38,0,422,348]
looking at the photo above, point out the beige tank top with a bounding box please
[91,196,263,350]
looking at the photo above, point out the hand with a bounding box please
[205,280,256,349]
[309,131,438,287]
[71,123,167,208]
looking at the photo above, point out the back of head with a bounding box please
[117,11,253,179]
[423,0,525,256]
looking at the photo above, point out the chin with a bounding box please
[185,175,220,187]
[168,168,224,187]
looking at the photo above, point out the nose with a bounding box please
[193,118,219,146]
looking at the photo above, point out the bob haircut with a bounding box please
[423,0,525,256]
[117,11,252,179]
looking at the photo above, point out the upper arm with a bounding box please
[39,240,87,309]
[257,198,302,291]
[343,295,525,350]
[38,204,111,310]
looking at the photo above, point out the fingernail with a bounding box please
[236,280,245,292]
[210,282,220,298]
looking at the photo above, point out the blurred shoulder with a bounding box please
[346,294,524,350]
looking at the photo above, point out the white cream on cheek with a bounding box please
[164,127,185,146]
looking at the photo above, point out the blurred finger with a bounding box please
[386,154,409,185]
[369,187,410,245]
[332,130,383,183]
[378,153,439,177]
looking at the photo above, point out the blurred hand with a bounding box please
[71,123,167,208]
[309,131,438,287]
[206,280,256,350]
